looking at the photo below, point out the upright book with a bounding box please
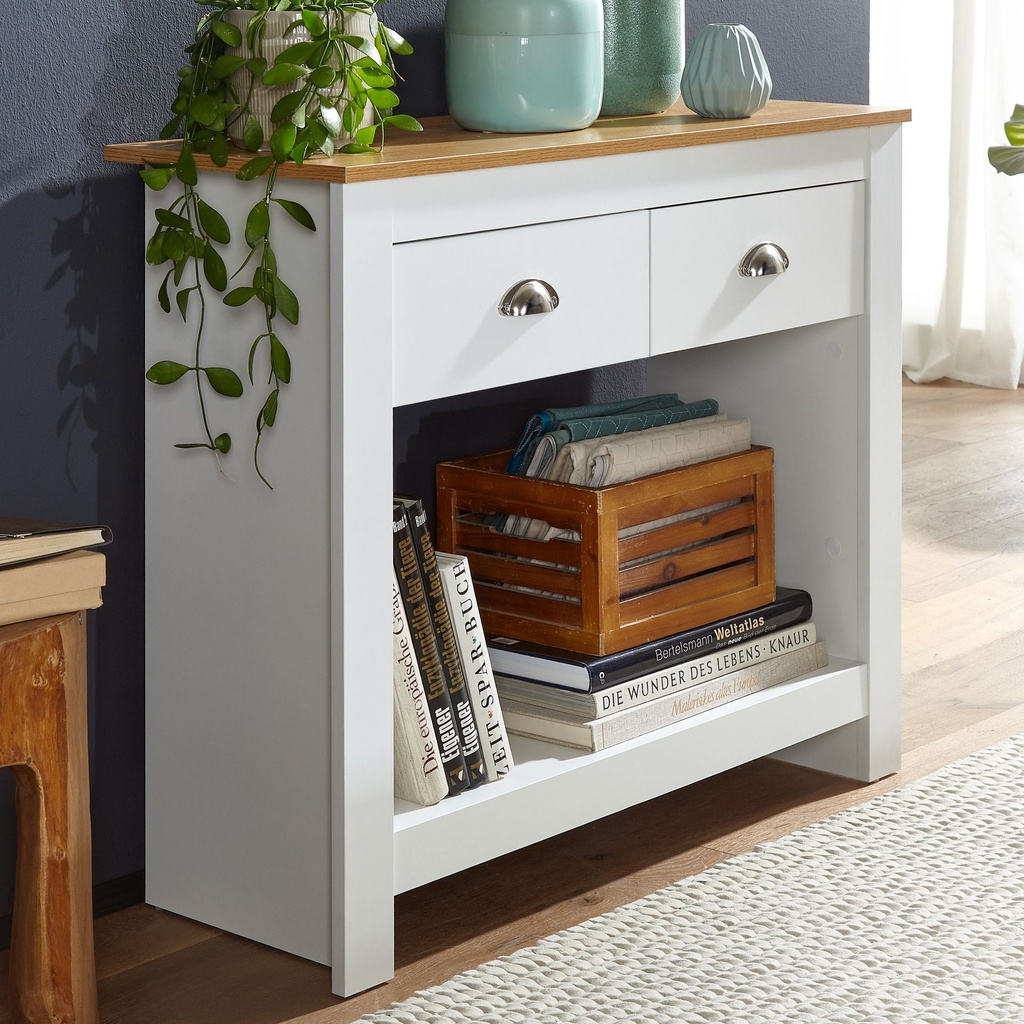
[487,586,812,692]
[0,517,112,567]
[392,502,469,797]
[391,567,449,807]
[502,640,830,752]
[395,495,486,787]
[435,550,514,782]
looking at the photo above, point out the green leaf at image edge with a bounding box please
[203,245,228,291]
[273,276,300,325]
[146,360,191,385]
[271,197,316,231]
[211,19,242,47]
[224,286,256,307]
[140,166,175,190]
[263,63,309,87]
[245,200,271,247]
[175,147,198,186]
[989,145,1024,176]
[198,200,231,244]
[236,155,276,181]
[270,335,292,382]
[261,388,280,428]
[379,25,413,55]
[384,114,422,132]
[204,366,244,398]
[243,114,265,153]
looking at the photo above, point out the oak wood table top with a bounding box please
[104,98,912,185]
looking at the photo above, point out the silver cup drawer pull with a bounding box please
[498,279,560,316]
[738,242,790,278]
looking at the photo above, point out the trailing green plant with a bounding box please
[141,0,421,486]
[988,103,1024,176]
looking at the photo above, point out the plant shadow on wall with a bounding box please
[141,0,422,488]
[44,182,101,489]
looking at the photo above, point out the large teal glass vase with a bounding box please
[600,0,683,116]
[444,0,605,133]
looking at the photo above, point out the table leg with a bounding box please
[0,614,99,1024]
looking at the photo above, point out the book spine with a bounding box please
[503,641,829,752]
[392,568,449,806]
[392,503,469,797]
[397,497,486,786]
[497,622,817,719]
[437,553,514,782]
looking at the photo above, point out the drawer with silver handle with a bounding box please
[650,182,865,354]
[392,211,649,407]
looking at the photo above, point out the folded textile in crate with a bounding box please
[508,417,752,541]
[506,394,720,475]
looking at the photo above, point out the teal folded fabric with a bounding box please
[505,394,682,474]
[514,396,721,477]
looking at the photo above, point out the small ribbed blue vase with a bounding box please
[681,23,772,119]
[444,0,605,133]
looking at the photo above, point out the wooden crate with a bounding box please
[436,445,775,656]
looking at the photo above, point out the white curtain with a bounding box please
[871,0,1024,388]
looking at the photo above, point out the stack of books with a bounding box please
[0,517,112,625]
[391,496,514,808]
[488,588,827,752]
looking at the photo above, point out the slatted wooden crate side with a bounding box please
[436,446,775,655]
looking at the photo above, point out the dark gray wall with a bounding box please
[0,0,867,917]
[685,0,869,104]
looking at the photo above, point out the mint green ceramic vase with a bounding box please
[444,0,605,133]
[600,0,683,116]
[681,23,772,119]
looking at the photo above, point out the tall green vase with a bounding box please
[600,0,683,116]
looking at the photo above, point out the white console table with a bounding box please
[107,99,909,997]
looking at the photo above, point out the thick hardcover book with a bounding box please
[502,640,829,752]
[436,551,514,782]
[392,503,469,797]
[0,517,112,567]
[487,586,812,692]
[392,567,449,807]
[395,495,485,787]
[496,622,817,720]
[0,550,106,626]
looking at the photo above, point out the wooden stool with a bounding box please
[1,613,98,1024]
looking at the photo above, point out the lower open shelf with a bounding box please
[393,658,866,894]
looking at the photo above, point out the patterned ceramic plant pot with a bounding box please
[444,0,604,133]
[600,0,683,116]
[222,8,376,149]
[681,23,772,119]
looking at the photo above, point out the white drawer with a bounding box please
[650,183,864,354]
[392,212,649,406]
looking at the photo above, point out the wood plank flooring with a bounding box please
[4,377,1024,1023]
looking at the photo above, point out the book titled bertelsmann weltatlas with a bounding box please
[502,640,830,752]
[487,586,812,692]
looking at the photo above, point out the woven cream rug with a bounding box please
[362,736,1024,1023]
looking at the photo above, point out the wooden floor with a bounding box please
[5,377,1024,1023]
